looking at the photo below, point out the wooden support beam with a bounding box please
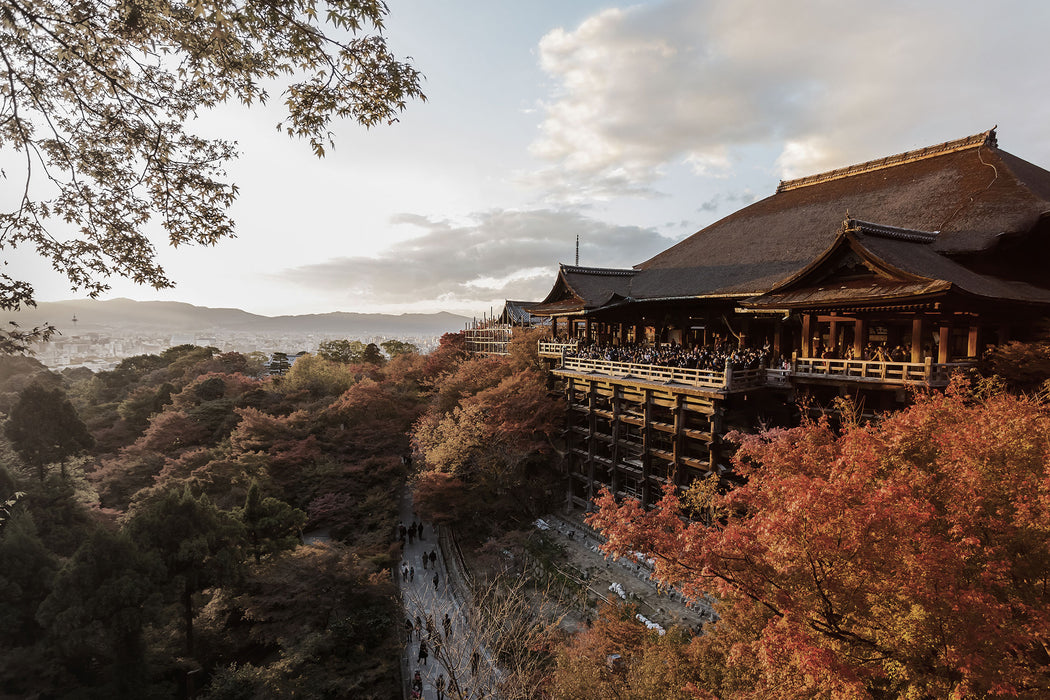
[937,324,950,364]
[967,325,980,358]
[802,313,813,358]
[672,394,684,489]
[586,383,597,501]
[854,318,867,358]
[642,389,653,507]
[911,317,925,363]
[610,386,622,494]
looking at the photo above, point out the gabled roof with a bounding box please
[530,264,636,316]
[530,129,1050,317]
[499,300,551,325]
[745,218,1050,309]
[631,129,1050,300]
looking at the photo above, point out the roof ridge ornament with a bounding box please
[845,218,939,243]
[777,128,998,193]
[559,264,637,276]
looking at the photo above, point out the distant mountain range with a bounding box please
[11,299,470,337]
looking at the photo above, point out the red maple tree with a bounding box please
[589,379,1050,698]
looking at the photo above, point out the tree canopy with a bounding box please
[589,379,1050,699]
[5,382,93,481]
[0,0,424,351]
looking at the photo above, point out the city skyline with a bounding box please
[15,0,1050,318]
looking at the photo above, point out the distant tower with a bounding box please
[575,234,579,266]
[71,314,77,328]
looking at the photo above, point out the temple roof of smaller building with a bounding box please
[745,218,1050,310]
[499,300,551,325]
[530,264,637,315]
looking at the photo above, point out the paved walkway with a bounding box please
[397,491,497,700]
[395,494,715,697]
[543,512,717,634]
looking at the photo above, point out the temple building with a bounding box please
[464,300,549,355]
[521,129,1050,509]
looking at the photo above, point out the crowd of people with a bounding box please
[565,340,775,372]
[561,338,922,372]
[813,342,914,362]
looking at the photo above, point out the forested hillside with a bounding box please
[0,342,435,698]
[0,330,568,699]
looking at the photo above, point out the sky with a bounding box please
[21,0,1050,318]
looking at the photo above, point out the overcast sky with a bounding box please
[24,0,1050,318]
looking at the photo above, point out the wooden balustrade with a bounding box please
[552,352,973,389]
[791,356,972,385]
[538,340,579,357]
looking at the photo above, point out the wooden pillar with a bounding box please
[586,383,597,502]
[672,394,684,465]
[801,314,813,358]
[739,317,750,349]
[937,324,950,364]
[854,318,867,358]
[610,387,622,495]
[997,324,1010,345]
[584,318,592,344]
[828,315,838,355]
[967,324,980,358]
[641,389,652,507]
[773,318,783,358]
[911,317,925,363]
[565,377,576,503]
[709,404,725,472]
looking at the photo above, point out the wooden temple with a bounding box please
[521,129,1050,509]
[464,300,549,355]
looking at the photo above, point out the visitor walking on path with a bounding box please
[397,486,497,699]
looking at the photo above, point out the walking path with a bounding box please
[542,512,717,634]
[395,493,716,697]
[397,491,497,700]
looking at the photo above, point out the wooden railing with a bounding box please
[791,356,972,385]
[551,353,973,390]
[538,340,579,357]
[556,356,742,390]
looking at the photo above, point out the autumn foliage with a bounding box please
[0,341,428,696]
[589,378,1050,699]
[411,334,565,536]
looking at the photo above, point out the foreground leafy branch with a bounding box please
[0,0,425,351]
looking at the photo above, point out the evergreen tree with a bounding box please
[126,487,244,657]
[36,529,163,694]
[239,481,306,563]
[5,383,94,481]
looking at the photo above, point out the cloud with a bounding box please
[277,209,677,307]
[530,0,1050,195]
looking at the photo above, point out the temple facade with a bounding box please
[521,130,1050,509]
